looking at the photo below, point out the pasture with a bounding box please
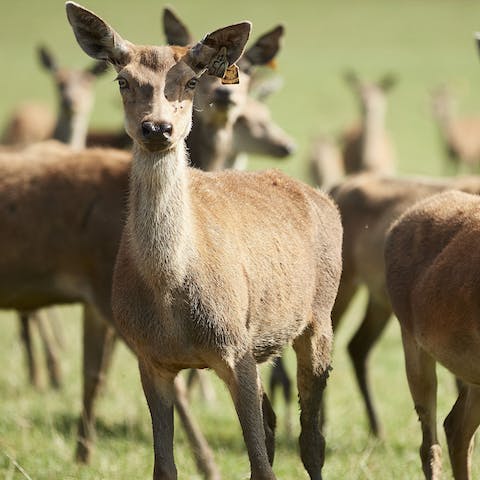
[1,0,480,478]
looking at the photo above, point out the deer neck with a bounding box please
[53,104,91,151]
[361,106,386,169]
[126,141,194,289]
[187,112,234,171]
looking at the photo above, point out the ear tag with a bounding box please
[208,46,228,78]
[222,64,240,85]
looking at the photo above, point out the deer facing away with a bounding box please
[385,189,480,480]
[66,3,343,480]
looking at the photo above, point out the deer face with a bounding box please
[65,2,251,153]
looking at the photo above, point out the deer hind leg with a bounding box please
[173,375,221,480]
[33,309,62,389]
[76,304,116,463]
[401,327,441,480]
[216,353,276,480]
[444,384,480,480]
[347,295,391,437]
[268,357,292,437]
[140,363,177,480]
[293,317,333,480]
[18,311,40,388]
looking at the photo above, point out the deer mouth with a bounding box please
[140,138,174,152]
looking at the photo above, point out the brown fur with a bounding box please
[385,190,480,479]
[330,172,480,436]
[67,3,342,479]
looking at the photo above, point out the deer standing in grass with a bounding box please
[385,189,480,480]
[66,3,342,479]
[341,71,396,175]
[431,85,480,173]
[2,45,108,390]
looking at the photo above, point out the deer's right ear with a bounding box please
[163,7,193,46]
[65,2,131,68]
[187,22,251,81]
[38,45,58,72]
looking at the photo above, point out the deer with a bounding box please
[341,71,397,175]
[328,172,480,438]
[384,189,480,480]
[66,3,343,480]
[309,135,344,189]
[0,139,227,479]
[1,44,109,391]
[431,85,480,173]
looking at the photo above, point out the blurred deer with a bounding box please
[341,71,396,174]
[431,85,480,172]
[309,135,344,189]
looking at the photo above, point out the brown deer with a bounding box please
[163,7,286,172]
[329,172,480,437]
[384,189,480,480]
[341,71,396,175]
[0,140,224,479]
[66,3,342,480]
[431,85,480,173]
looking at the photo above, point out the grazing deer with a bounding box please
[384,189,480,480]
[329,172,480,437]
[431,85,480,172]
[66,3,342,480]
[341,71,396,175]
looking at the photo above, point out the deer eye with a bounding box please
[115,77,129,90]
[186,78,198,90]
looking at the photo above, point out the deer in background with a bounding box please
[341,71,396,175]
[309,135,344,189]
[67,4,342,480]
[431,84,480,172]
[385,189,480,480]
[1,45,109,390]
[163,7,290,172]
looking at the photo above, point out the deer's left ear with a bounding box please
[187,22,251,82]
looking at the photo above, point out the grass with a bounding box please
[1,0,480,478]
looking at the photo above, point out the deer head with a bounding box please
[66,1,251,153]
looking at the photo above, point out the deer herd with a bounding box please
[2,2,480,479]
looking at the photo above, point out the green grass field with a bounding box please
[1,0,480,478]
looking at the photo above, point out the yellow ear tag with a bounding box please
[222,64,240,85]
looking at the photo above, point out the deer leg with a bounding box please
[347,296,391,437]
[33,309,62,389]
[293,319,333,480]
[401,327,441,480]
[173,375,221,480]
[76,304,116,463]
[186,369,216,403]
[331,269,357,331]
[268,357,292,436]
[18,311,40,388]
[261,391,277,466]
[140,363,177,480]
[217,353,276,480]
[444,384,480,480]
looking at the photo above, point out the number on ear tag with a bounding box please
[208,46,228,78]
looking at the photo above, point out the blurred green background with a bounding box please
[1,1,480,479]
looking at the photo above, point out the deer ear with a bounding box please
[89,60,110,76]
[379,73,397,92]
[239,25,284,71]
[343,70,360,88]
[38,45,58,72]
[65,2,131,68]
[163,7,193,46]
[188,22,251,80]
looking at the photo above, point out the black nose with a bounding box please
[213,88,233,106]
[141,121,173,140]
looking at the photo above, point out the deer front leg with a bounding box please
[76,304,116,463]
[217,353,276,480]
[139,363,177,480]
[18,311,40,388]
